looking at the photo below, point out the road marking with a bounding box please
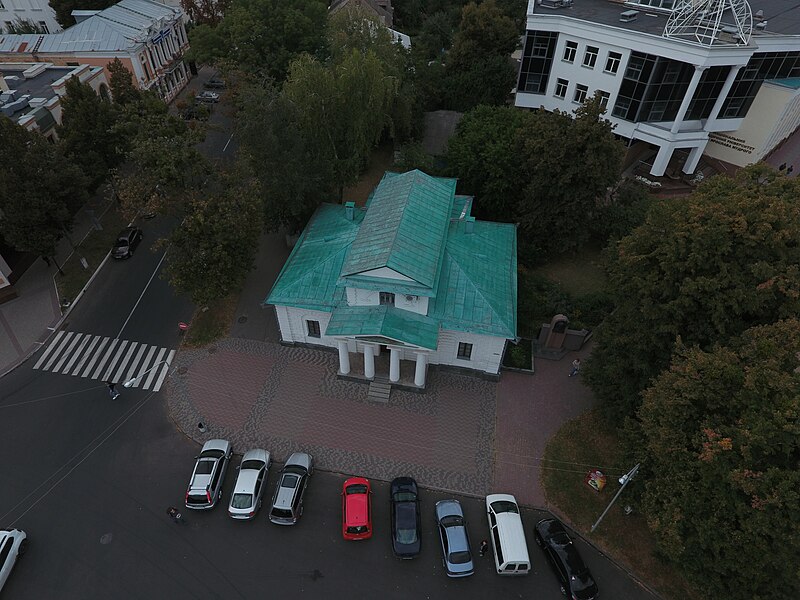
[33,331,65,369]
[116,250,168,340]
[90,338,119,380]
[223,132,234,152]
[61,334,91,374]
[152,349,175,392]
[52,333,83,373]
[134,346,157,388]
[112,342,138,383]
[41,331,73,371]
[70,335,101,376]
[102,340,130,382]
[79,336,109,377]
[122,344,148,385]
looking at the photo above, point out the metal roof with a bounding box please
[325,304,439,350]
[266,171,517,341]
[340,170,456,289]
[0,0,180,53]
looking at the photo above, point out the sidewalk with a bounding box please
[166,234,598,506]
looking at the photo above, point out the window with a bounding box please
[457,342,473,360]
[38,21,48,33]
[563,41,577,63]
[573,84,588,104]
[554,78,568,99]
[605,51,622,74]
[582,46,599,68]
[379,292,395,305]
[598,90,610,108]
[306,320,320,338]
[519,30,558,95]
[0,539,12,566]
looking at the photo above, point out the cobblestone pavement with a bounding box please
[167,336,596,503]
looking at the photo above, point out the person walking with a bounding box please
[479,539,489,557]
[779,162,787,171]
[787,165,794,176]
[167,506,185,524]
[569,358,581,377]
[106,381,120,400]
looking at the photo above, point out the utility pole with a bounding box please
[591,463,640,533]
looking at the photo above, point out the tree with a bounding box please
[58,77,127,190]
[188,0,329,80]
[163,177,262,306]
[516,94,625,255]
[584,164,800,423]
[6,18,49,33]
[180,0,229,26]
[448,0,520,67]
[49,0,114,29]
[637,319,800,600]
[107,58,141,106]
[445,104,531,222]
[0,119,88,258]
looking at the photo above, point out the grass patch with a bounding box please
[182,294,239,348]
[542,409,700,600]
[533,244,607,297]
[55,206,127,303]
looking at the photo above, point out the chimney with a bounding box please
[344,201,355,221]
[465,216,475,233]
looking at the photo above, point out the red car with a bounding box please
[342,477,372,540]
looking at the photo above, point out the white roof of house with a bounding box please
[0,0,181,53]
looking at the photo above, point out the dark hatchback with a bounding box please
[112,227,143,259]
[390,477,421,558]
[534,518,599,600]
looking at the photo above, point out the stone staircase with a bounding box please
[367,377,391,403]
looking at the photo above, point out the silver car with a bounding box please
[185,439,232,510]
[0,529,27,592]
[435,499,474,577]
[269,452,313,525]
[229,449,271,520]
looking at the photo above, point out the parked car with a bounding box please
[435,499,474,577]
[535,518,599,600]
[228,449,271,520]
[204,78,226,89]
[185,439,232,510]
[486,493,531,575]
[0,529,27,592]
[111,227,143,259]
[195,91,220,103]
[269,452,313,525]
[390,477,421,558]
[342,477,372,540]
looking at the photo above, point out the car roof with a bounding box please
[285,452,311,470]
[234,468,259,493]
[241,448,268,464]
[201,439,230,453]
[345,487,369,525]
[395,502,417,527]
[436,499,463,520]
[445,522,469,551]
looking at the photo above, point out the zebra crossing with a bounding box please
[33,331,175,392]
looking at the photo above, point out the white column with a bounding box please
[389,348,400,383]
[671,66,706,134]
[682,145,705,174]
[363,344,375,379]
[414,352,427,387]
[337,340,350,375]
[704,65,743,128]
[650,144,674,177]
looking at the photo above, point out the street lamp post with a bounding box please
[123,360,170,388]
[590,463,640,533]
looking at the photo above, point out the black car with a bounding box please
[390,477,421,558]
[204,78,226,89]
[534,518,599,600]
[112,227,143,259]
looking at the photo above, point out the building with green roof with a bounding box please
[265,169,517,386]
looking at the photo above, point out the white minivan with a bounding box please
[485,493,531,575]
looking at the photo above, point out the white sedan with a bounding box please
[195,91,220,103]
[229,449,271,519]
[0,529,27,591]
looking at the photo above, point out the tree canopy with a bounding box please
[48,0,114,28]
[638,319,800,600]
[0,119,88,257]
[584,164,800,423]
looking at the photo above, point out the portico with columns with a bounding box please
[266,170,518,390]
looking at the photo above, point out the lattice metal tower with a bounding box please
[664,0,753,46]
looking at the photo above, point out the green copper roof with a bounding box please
[325,305,439,350]
[265,204,363,311]
[340,170,456,289]
[428,219,517,338]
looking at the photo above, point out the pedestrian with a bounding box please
[106,381,120,400]
[779,162,787,171]
[167,506,185,524]
[569,358,581,377]
[788,165,794,175]
[479,539,489,557]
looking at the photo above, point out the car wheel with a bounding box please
[18,540,28,556]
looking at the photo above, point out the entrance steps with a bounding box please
[367,377,391,403]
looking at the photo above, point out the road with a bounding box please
[0,80,656,600]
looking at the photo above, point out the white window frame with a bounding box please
[582,46,598,69]
[554,78,568,99]
[562,41,577,63]
[605,51,622,74]
[573,84,588,104]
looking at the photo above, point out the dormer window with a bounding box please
[379,292,395,306]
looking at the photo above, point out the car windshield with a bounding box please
[490,500,519,514]
[346,525,369,534]
[195,459,214,475]
[113,238,129,247]
[271,508,292,518]
[396,527,418,544]
[346,484,368,495]
[449,550,472,564]
[231,493,253,509]
[441,515,464,527]
[393,491,416,502]
[240,460,263,470]
[281,474,299,488]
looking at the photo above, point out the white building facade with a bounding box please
[0,0,60,35]
[515,0,800,176]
